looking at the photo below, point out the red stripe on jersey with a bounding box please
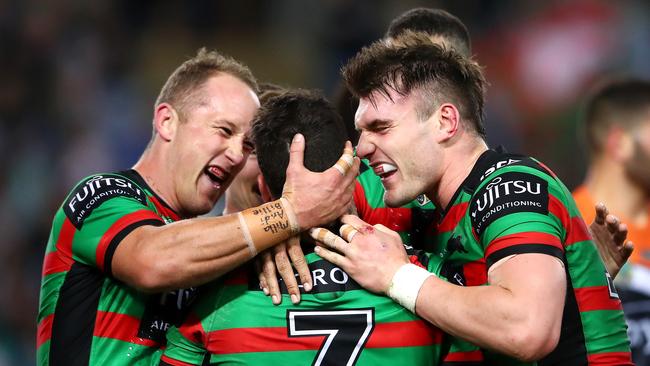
[95,210,163,272]
[566,216,592,246]
[575,286,622,312]
[178,312,207,346]
[37,314,54,348]
[149,195,181,221]
[206,320,441,354]
[463,260,487,286]
[362,207,412,232]
[485,232,563,259]
[42,218,76,276]
[223,268,248,286]
[587,351,633,365]
[443,350,484,361]
[437,202,468,233]
[160,355,198,366]
[548,194,570,231]
[354,180,414,231]
[94,311,158,347]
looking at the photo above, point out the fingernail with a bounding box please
[272,295,279,305]
[293,134,303,143]
[303,282,312,292]
[291,294,299,304]
[262,287,269,295]
[314,246,321,254]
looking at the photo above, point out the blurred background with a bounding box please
[1,0,649,364]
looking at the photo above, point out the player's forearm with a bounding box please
[415,277,560,361]
[115,199,298,292]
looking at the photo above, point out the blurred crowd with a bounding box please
[1,0,649,364]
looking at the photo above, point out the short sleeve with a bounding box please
[469,169,566,269]
[63,174,165,275]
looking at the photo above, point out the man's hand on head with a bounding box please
[281,134,359,230]
[310,214,409,294]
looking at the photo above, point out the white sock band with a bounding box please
[387,263,434,313]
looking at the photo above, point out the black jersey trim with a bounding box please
[486,244,564,269]
[50,262,104,366]
[104,218,164,277]
[539,261,588,365]
[121,169,180,216]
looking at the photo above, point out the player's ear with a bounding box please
[154,103,180,142]
[434,103,460,143]
[257,174,273,203]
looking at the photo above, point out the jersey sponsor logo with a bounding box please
[470,172,549,235]
[64,175,148,229]
[479,158,521,182]
[267,259,363,295]
[138,287,199,344]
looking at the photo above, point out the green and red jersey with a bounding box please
[354,159,437,250]
[37,170,197,366]
[433,149,632,365]
[355,159,482,364]
[160,250,482,366]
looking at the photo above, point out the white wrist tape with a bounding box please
[387,263,434,313]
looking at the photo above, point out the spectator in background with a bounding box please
[574,78,650,365]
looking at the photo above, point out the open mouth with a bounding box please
[205,166,229,189]
[373,163,397,180]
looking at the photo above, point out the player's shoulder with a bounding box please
[465,149,562,235]
[62,170,150,229]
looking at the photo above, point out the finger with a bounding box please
[309,228,349,253]
[613,223,628,247]
[623,240,634,258]
[273,242,301,304]
[314,245,349,269]
[594,202,607,224]
[287,133,305,170]
[340,214,369,230]
[605,214,620,233]
[333,141,355,175]
[339,224,359,242]
[260,250,281,305]
[255,257,269,295]
[286,236,312,292]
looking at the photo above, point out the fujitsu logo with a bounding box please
[471,176,542,218]
[67,175,142,213]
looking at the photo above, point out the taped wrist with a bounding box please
[387,263,434,313]
[237,197,299,257]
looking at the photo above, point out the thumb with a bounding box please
[288,133,305,171]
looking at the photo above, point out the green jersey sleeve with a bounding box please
[469,167,566,269]
[62,173,165,274]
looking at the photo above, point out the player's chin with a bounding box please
[383,190,412,208]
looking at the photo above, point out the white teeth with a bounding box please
[378,163,397,174]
